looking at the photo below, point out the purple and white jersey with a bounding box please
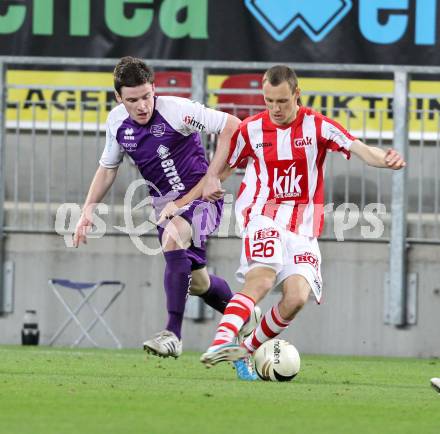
[100,96,227,198]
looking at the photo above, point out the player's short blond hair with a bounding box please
[263,65,299,94]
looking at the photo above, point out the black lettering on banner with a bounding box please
[416,98,424,120]
[332,96,355,118]
[362,96,383,119]
[304,95,315,107]
[80,90,99,111]
[428,99,440,120]
[387,98,394,120]
[52,90,76,111]
[23,89,47,110]
[106,91,117,111]
[321,95,328,116]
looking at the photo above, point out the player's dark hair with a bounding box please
[114,56,154,95]
[263,65,301,105]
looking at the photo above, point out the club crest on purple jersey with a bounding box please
[157,145,170,160]
[151,123,166,137]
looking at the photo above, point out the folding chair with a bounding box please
[48,279,125,349]
[154,70,192,97]
[217,73,266,120]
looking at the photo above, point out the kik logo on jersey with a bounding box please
[245,0,352,42]
[273,162,303,200]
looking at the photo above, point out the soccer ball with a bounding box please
[254,339,300,382]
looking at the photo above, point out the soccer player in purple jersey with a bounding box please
[72,57,260,380]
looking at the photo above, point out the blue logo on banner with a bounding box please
[244,0,352,42]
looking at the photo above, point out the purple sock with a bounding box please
[163,249,192,340]
[199,274,233,313]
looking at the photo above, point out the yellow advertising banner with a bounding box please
[6,70,440,139]
[6,70,114,129]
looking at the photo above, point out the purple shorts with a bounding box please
[156,199,223,270]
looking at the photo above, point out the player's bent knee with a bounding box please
[189,268,210,295]
[296,291,310,308]
[189,285,208,296]
[162,232,191,252]
[283,276,311,306]
[281,286,310,316]
[162,238,179,252]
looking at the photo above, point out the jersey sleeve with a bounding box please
[99,122,125,168]
[319,116,356,159]
[227,127,252,168]
[157,96,227,136]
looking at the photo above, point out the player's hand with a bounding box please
[202,175,225,202]
[384,148,406,170]
[157,201,180,226]
[72,214,93,247]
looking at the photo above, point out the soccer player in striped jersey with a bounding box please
[200,65,406,367]
[72,57,259,379]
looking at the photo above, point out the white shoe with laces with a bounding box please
[431,377,440,393]
[238,305,262,344]
[143,330,182,358]
[200,306,261,375]
[200,343,248,367]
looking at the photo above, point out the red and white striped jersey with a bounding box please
[228,106,355,237]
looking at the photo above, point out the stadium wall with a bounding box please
[0,231,439,358]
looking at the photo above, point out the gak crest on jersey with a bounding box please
[294,137,313,148]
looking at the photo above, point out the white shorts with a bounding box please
[236,215,323,303]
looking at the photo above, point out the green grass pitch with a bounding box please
[0,345,439,434]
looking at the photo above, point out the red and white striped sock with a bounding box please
[210,293,255,349]
[243,304,291,353]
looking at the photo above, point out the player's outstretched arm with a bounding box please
[350,139,406,170]
[157,176,207,225]
[203,114,240,201]
[73,166,119,247]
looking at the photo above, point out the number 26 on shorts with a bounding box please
[252,240,275,258]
